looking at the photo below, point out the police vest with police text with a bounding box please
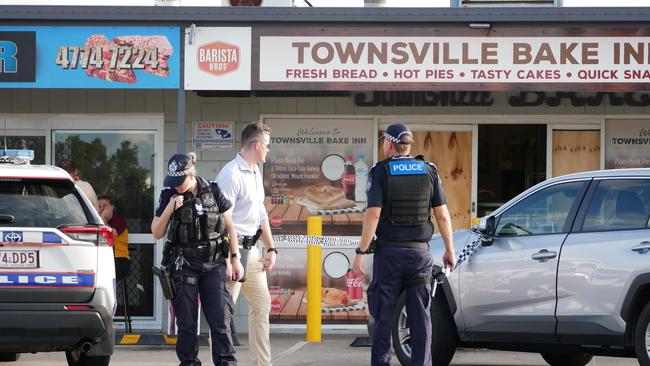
[166,184,225,246]
[382,157,433,226]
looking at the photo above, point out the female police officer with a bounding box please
[353,123,456,366]
[152,152,243,366]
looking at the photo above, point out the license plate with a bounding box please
[0,250,39,269]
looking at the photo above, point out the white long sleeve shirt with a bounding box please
[215,153,268,237]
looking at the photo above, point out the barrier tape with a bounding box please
[272,235,360,248]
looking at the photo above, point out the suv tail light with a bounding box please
[59,225,115,247]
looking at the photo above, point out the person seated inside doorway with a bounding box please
[98,196,130,280]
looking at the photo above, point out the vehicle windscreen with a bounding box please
[0,179,90,228]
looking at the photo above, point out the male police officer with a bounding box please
[152,152,243,366]
[353,123,456,366]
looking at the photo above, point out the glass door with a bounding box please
[53,130,157,323]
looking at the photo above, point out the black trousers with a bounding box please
[171,256,236,366]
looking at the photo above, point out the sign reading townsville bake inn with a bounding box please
[254,28,650,91]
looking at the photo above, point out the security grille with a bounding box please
[462,0,556,6]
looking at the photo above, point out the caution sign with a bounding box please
[192,121,234,150]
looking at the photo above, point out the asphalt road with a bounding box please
[2,334,640,365]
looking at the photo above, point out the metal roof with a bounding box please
[0,5,649,24]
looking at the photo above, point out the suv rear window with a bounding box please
[0,179,90,228]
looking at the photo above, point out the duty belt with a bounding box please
[172,245,220,260]
[239,228,263,250]
[376,240,429,251]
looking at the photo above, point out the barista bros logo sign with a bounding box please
[0,31,36,82]
[197,41,240,76]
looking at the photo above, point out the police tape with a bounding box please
[272,234,360,248]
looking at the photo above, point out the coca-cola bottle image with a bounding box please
[342,155,356,200]
[345,266,364,302]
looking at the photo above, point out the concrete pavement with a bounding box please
[6,334,640,365]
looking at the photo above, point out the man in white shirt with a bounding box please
[216,122,277,366]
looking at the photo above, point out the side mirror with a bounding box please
[477,216,496,236]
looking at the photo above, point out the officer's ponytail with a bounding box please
[395,135,414,153]
[187,152,197,164]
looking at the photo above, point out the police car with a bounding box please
[0,150,115,366]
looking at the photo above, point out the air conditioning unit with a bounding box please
[461,0,557,6]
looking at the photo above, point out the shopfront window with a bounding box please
[53,130,156,318]
[4,136,46,165]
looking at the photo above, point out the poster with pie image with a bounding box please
[267,239,372,324]
[263,117,374,236]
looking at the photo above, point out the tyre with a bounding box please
[391,291,458,366]
[635,302,650,366]
[66,350,110,366]
[0,352,20,362]
[540,351,593,366]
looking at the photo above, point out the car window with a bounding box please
[0,179,90,228]
[582,179,650,232]
[496,181,585,236]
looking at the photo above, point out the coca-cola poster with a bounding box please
[262,117,375,236]
[267,238,373,325]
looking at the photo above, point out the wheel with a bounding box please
[0,352,20,362]
[540,351,593,366]
[391,291,458,366]
[635,302,650,366]
[66,350,110,366]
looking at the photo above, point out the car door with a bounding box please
[459,179,589,343]
[556,178,650,346]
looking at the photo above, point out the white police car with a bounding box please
[0,150,115,366]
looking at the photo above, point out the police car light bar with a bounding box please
[0,149,35,164]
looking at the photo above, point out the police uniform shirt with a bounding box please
[367,155,447,243]
[155,176,232,218]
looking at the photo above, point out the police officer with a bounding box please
[151,152,243,366]
[353,123,456,366]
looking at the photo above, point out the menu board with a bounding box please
[263,118,375,236]
[605,119,650,169]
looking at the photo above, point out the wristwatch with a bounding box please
[230,252,241,259]
[267,247,278,254]
[355,247,368,255]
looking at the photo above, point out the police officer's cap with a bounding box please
[165,153,195,187]
[379,123,412,144]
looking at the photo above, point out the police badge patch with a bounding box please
[168,161,178,174]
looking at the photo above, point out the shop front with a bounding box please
[0,24,180,331]
[3,5,650,335]
[185,22,650,331]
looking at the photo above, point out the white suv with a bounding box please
[0,150,115,366]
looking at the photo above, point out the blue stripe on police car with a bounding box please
[0,272,95,287]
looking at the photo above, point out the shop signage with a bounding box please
[0,31,35,82]
[605,119,650,169]
[0,26,180,89]
[192,121,234,150]
[354,91,650,108]
[185,27,251,90]
[509,91,650,107]
[263,117,374,236]
[254,28,650,91]
[354,91,493,107]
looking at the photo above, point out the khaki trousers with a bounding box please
[229,247,272,366]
